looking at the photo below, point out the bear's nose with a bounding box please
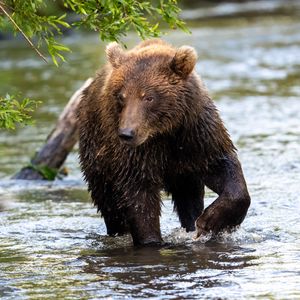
[118,128,135,142]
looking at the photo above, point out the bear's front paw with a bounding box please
[194,202,239,240]
[196,193,250,238]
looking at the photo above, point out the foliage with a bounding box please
[0,94,40,129]
[0,0,187,65]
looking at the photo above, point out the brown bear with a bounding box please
[77,39,250,246]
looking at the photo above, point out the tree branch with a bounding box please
[0,2,48,63]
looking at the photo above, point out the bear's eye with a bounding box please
[117,93,125,104]
[143,95,154,103]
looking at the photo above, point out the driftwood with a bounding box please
[12,78,93,180]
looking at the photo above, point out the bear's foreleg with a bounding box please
[195,153,250,238]
[91,183,129,236]
[125,189,162,246]
[102,210,129,236]
[170,175,204,232]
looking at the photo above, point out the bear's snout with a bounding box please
[118,128,136,144]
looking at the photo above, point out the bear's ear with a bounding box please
[106,42,125,68]
[170,46,197,78]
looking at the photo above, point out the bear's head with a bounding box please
[105,40,198,147]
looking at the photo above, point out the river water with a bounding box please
[1,2,300,299]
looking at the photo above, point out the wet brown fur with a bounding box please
[78,39,250,246]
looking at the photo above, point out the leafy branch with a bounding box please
[0,0,187,65]
[0,94,40,129]
[0,1,48,62]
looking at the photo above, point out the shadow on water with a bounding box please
[79,241,257,299]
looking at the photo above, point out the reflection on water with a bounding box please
[81,243,256,299]
[1,1,300,299]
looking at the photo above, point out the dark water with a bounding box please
[1,1,300,299]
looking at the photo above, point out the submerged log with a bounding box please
[12,78,93,180]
